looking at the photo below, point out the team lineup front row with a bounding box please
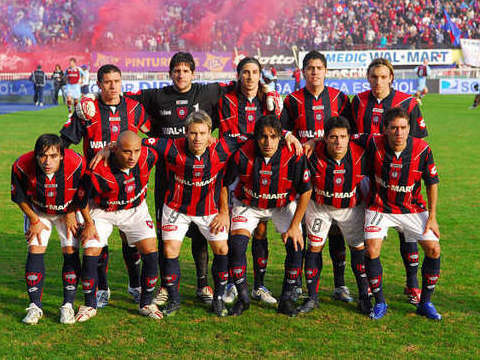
[12,109,441,324]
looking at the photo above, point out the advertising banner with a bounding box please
[439,78,480,94]
[299,49,455,69]
[91,52,233,72]
[460,39,480,67]
[233,50,297,71]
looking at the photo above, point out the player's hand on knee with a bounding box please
[210,212,230,235]
[26,219,49,246]
[80,222,99,247]
[64,211,79,238]
[282,226,304,251]
[424,215,440,238]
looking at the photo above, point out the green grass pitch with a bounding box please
[0,94,479,359]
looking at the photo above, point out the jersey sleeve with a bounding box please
[60,113,85,146]
[408,99,428,138]
[350,96,360,134]
[422,146,439,185]
[125,88,164,117]
[217,135,248,162]
[223,151,240,187]
[338,92,353,123]
[280,95,294,131]
[141,137,169,159]
[74,171,93,209]
[11,160,28,204]
[293,155,312,195]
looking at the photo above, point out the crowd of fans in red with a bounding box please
[2,0,479,52]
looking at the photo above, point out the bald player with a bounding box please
[75,131,162,322]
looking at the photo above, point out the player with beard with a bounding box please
[281,50,353,303]
[351,58,428,306]
[224,115,312,317]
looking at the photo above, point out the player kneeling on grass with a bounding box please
[299,116,371,315]
[11,134,85,325]
[142,111,244,317]
[364,107,441,320]
[76,131,162,322]
[224,115,312,317]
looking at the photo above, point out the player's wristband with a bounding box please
[30,218,40,226]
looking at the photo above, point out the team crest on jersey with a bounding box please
[110,123,120,135]
[45,189,57,198]
[314,112,322,122]
[391,171,398,179]
[334,177,343,185]
[247,113,255,122]
[176,106,188,120]
[125,183,136,194]
[194,171,202,177]
[372,114,381,124]
[261,177,269,186]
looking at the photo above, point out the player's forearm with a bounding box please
[426,183,438,216]
[218,186,229,215]
[18,202,39,223]
[80,205,94,225]
[290,190,312,227]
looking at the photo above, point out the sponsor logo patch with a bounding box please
[162,224,178,232]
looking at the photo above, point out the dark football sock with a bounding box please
[328,229,346,288]
[140,252,159,308]
[252,237,268,289]
[62,251,80,305]
[304,250,321,301]
[228,234,250,302]
[82,255,100,308]
[212,254,229,299]
[122,241,141,289]
[365,256,385,304]
[350,248,369,299]
[399,233,419,288]
[281,238,303,300]
[420,256,441,304]
[164,257,181,303]
[190,226,209,289]
[96,246,109,291]
[25,253,45,308]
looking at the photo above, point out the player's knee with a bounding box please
[309,245,323,253]
[365,240,381,259]
[210,240,228,256]
[61,246,77,255]
[163,240,181,259]
[84,247,102,256]
[28,245,47,254]
[421,241,440,258]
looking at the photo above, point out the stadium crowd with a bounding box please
[1,0,479,52]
